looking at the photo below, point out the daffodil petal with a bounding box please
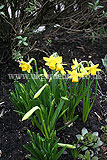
[61,69,66,75]
[67,70,72,74]
[55,56,62,63]
[43,57,50,62]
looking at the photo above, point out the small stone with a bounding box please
[88,56,92,58]
[0,150,2,157]
[68,122,73,127]
[63,150,68,154]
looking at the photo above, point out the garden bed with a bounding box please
[0,36,107,160]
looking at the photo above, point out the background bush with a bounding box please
[0,0,107,62]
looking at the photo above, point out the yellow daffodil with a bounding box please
[85,64,101,75]
[56,63,66,75]
[67,70,82,82]
[19,61,32,73]
[80,66,89,77]
[43,55,62,70]
[71,58,79,69]
[80,70,89,77]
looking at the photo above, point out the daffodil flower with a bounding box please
[56,63,66,75]
[43,55,62,70]
[85,64,101,75]
[80,64,89,77]
[80,70,89,77]
[67,70,82,82]
[71,58,79,70]
[19,61,32,73]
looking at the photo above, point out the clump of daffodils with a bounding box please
[67,59,101,82]
[19,53,101,82]
[43,54,101,82]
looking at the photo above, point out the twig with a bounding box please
[23,42,49,57]
[94,112,102,120]
[2,16,17,33]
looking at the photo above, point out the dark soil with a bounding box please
[0,35,107,160]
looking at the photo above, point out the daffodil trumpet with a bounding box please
[19,61,32,73]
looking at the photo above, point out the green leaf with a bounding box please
[27,156,39,160]
[56,147,66,160]
[29,2,34,5]
[11,90,17,100]
[97,6,104,9]
[95,0,99,6]
[90,149,94,157]
[0,5,4,10]
[31,116,41,130]
[23,37,27,41]
[57,115,79,132]
[17,36,22,39]
[0,12,6,17]
[34,0,37,4]
[23,41,28,46]
[92,132,98,137]
[88,3,94,6]
[50,99,65,130]
[78,154,83,159]
[72,79,94,116]
[92,156,98,160]
[58,108,68,119]
[102,55,107,69]
[93,140,103,148]
[82,146,88,151]
[24,145,39,159]
[82,127,88,136]
[76,134,83,140]
[85,150,90,159]
[22,106,40,121]
[18,40,22,46]
[13,110,25,115]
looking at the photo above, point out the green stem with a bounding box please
[33,59,38,75]
[40,110,49,139]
